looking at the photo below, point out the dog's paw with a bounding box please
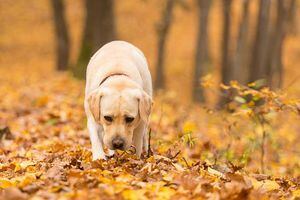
[107,149,115,157]
[92,153,107,161]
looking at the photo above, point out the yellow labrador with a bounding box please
[84,41,153,160]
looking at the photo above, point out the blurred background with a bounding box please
[1,0,300,105]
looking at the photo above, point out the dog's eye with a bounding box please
[125,117,134,123]
[104,116,113,122]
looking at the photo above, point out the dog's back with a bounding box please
[85,41,152,97]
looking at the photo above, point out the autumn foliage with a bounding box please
[1,0,300,199]
[0,69,299,199]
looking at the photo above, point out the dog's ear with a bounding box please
[138,91,153,123]
[87,88,107,123]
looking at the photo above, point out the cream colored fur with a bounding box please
[84,41,153,160]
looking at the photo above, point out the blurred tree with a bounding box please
[266,0,296,88]
[192,0,212,103]
[287,0,298,35]
[249,0,271,86]
[74,0,116,79]
[155,0,176,90]
[232,0,250,84]
[219,0,233,107]
[51,0,70,71]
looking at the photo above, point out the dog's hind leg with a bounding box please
[143,128,149,154]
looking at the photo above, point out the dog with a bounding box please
[84,41,153,160]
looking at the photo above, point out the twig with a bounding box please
[170,150,181,160]
[258,116,267,174]
[147,129,153,157]
[182,157,190,169]
[261,128,266,173]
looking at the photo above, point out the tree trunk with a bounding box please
[51,0,70,71]
[249,0,271,86]
[92,0,116,49]
[267,0,295,88]
[155,0,175,90]
[287,0,298,35]
[221,0,233,85]
[74,0,116,79]
[192,0,212,103]
[232,0,250,84]
[219,0,233,107]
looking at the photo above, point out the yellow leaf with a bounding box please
[200,74,214,88]
[293,189,300,197]
[13,161,36,172]
[183,121,196,133]
[230,80,240,89]
[122,189,147,200]
[14,163,21,172]
[14,173,37,188]
[0,178,14,189]
[50,185,63,193]
[171,163,184,172]
[251,178,280,192]
[157,187,175,200]
[162,174,173,182]
[116,173,135,183]
[35,95,49,107]
[220,83,230,90]
[208,167,226,179]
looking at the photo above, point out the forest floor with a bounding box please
[1,0,300,199]
[0,67,300,200]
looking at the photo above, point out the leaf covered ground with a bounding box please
[1,1,300,199]
[0,68,300,200]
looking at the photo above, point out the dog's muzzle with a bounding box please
[112,136,125,150]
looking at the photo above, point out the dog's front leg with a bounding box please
[133,122,146,158]
[87,118,106,160]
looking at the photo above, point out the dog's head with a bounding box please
[88,86,152,150]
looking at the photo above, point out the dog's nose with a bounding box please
[112,137,124,150]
